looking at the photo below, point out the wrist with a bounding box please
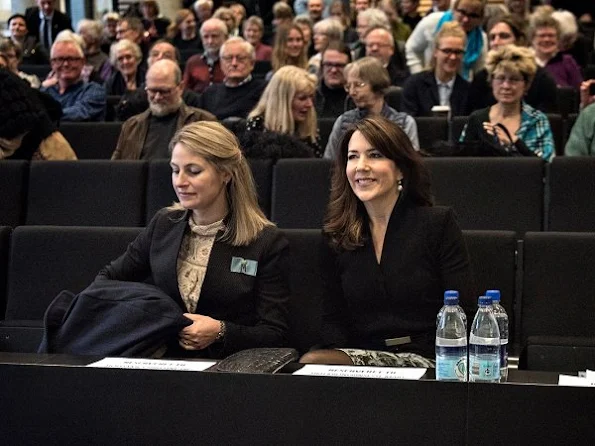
[215,320,226,342]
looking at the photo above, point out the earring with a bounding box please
[397,178,403,191]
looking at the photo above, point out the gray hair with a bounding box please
[200,17,229,37]
[77,19,103,44]
[220,36,255,60]
[109,38,143,66]
[52,30,85,57]
[358,8,390,30]
[313,18,344,42]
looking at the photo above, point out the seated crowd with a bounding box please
[1,0,595,365]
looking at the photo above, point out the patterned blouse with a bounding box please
[177,217,225,313]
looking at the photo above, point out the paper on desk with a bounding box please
[293,364,426,380]
[87,357,216,371]
[558,374,595,387]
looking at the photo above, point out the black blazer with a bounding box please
[321,196,474,357]
[25,7,72,45]
[401,70,470,117]
[97,209,291,358]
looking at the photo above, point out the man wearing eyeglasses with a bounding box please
[195,37,266,120]
[41,38,106,121]
[315,41,351,118]
[112,59,215,160]
[365,27,410,87]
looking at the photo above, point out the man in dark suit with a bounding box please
[25,0,72,52]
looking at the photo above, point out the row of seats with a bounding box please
[0,225,593,372]
[2,157,594,233]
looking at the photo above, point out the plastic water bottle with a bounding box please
[435,292,468,382]
[436,290,467,330]
[487,290,509,382]
[469,296,500,383]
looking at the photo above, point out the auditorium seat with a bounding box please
[253,60,272,79]
[105,95,122,122]
[0,160,28,227]
[556,86,579,117]
[414,117,448,151]
[384,86,402,111]
[563,113,577,152]
[548,157,595,231]
[248,158,274,218]
[546,114,564,156]
[450,115,468,142]
[18,64,51,79]
[0,226,143,352]
[519,232,595,372]
[283,229,325,353]
[0,226,11,319]
[59,122,123,159]
[425,157,544,233]
[271,159,333,229]
[26,160,147,227]
[463,230,518,351]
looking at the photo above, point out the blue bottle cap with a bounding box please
[486,290,501,303]
[478,296,492,305]
[444,290,459,303]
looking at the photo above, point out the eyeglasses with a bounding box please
[437,48,465,57]
[50,56,82,65]
[322,61,347,70]
[489,32,513,41]
[492,75,525,85]
[344,81,367,92]
[455,8,482,20]
[145,86,177,96]
[221,54,250,63]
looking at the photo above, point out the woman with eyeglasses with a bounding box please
[104,39,146,96]
[402,22,470,117]
[323,57,418,159]
[405,0,488,80]
[468,14,558,113]
[460,45,555,161]
[301,116,473,368]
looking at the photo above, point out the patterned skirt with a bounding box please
[338,349,436,368]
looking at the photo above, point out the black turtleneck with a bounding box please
[315,82,348,119]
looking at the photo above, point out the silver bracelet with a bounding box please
[215,321,226,342]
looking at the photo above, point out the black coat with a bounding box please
[401,70,470,117]
[25,7,72,45]
[97,209,291,358]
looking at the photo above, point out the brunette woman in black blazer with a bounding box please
[300,116,474,367]
[97,121,290,358]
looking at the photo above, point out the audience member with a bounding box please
[406,0,488,80]
[247,65,321,156]
[400,0,423,31]
[7,13,48,65]
[530,12,582,88]
[431,0,451,13]
[354,0,371,14]
[197,37,267,120]
[468,14,557,113]
[112,59,215,160]
[192,0,214,28]
[564,79,595,156]
[183,18,227,93]
[300,116,472,367]
[100,12,119,54]
[329,0,358,44]
[294,15,315,57]
[365,27,409,86]
[214,7,238,37]
[309,18,344,73]
[101,120,290,359]
[140,1,171,41]
[105,39,145,96]
[352,8,391,60]
[460,45,554,161]
[271,24,309,76]
[77,19,112,83]
[307,0,325,24]
[402,22,470,116]
[378,0,411,43]
[0,69,76,160]
[25,0,73,52]
[242,16,272,61]
[272,2,295,31]
[168,9,202,52]
[551,10,590,70]
[324,57,419,159]
[116,17,149,63]
[0,38,41,88]
[229,3,247,33]
[41,38,106,121]
[315,41,351,118]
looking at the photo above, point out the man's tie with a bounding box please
[43,17,51,50]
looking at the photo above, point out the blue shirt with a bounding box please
[42,80,106,122]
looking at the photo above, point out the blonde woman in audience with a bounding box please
[168,9,202,51]
[105,39,145,95]
[98,121,290,359]
[309,18,344,73]
[247,65,322,156]
[460,45,555,161]
[294,15,315,56]
[270,24,309,76]
[243,16,272,61]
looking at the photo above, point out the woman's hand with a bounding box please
[579,79,595,110]
[482,121,516,145]
[179,314,221,350]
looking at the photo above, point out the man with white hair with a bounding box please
[112,59,215,160]
[197,37,267,119]
[183,18,228,93]
[41,38,106,121]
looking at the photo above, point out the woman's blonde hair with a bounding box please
[248,65,317,142]
[430,22,467,70]
[168,121,273,246]
[486,44,537,85]
[271,24,308,72]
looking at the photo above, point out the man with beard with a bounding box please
[111,59,215,160]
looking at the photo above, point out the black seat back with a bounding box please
[0,227,11,319]
[0,161,28,227]
[415,117,449,151]
[59,122,123,159]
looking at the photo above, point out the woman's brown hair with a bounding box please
[323,116,433,250]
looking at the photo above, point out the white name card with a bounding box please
[293,365,427,380]
[87,357,217,371]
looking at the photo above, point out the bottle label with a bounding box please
[436,356,467,381]
[470,358,500,380]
